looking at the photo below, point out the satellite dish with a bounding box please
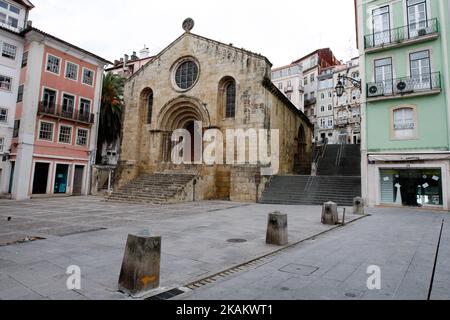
[183,18,195,33]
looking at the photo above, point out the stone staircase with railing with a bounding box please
[106,173,197,204]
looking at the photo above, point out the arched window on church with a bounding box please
[140,88,154,125]
[225,81,236,118]
[218,76,237,119]
[147,92,153,124]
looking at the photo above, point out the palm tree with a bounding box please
[96,73,125,164]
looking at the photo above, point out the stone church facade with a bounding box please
[116,29,313,202]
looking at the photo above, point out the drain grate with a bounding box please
[227,238,247,243]
[1,236,46,247]
[145,288,185,300]
[57,227,107,237]
[186,255,274,291]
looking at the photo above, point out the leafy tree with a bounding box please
[96,73,125,164]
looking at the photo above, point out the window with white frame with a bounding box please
[79,98,91,115]
[82,68,94,86]
[39,122,54,141]
[278,82,283,89]
[320,118,326,129]
[0,137,4,153]
[0,1,20,28]
[320,106,325,112]
[46,55,60,74]
[9,4,19,14]
[65,62,78,80]
[76,128,88,146]
[0,107,7,122]
[0,74,12,91]
[327,118,333,128]
[62,94,75,115]
[2,42,16,60]
[59,125,72,144]
[393,107,416,139]
[328,104,333,111]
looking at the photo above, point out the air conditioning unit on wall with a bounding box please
[367,83,384,97]
[396,80,414,94]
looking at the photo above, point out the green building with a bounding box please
[355,0,450,210]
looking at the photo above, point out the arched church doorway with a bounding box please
[157,97,210,166]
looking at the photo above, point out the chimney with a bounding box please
[140,46,150,59]
[26,20,32,28]
[114,60,120,66]
[123,54,129,74]
[131,51,138,61]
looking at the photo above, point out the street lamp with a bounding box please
[335,74,362,97]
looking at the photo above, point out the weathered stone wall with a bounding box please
[266,89,313,175]
[117,32,312,202]
[120,33,271,171]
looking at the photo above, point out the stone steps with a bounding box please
[260,175,361,207]
[106,173,197,204]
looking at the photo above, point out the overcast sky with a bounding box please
[29,0,358,67]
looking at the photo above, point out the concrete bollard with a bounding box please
[353,197,365,215]
[118,233,161,297]
[322,202,339,225]
[266,212,288,246]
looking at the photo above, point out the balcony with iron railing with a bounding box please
[367,72,441,100]
[336,118,348,127]
[364,18,439,52]
[38,102,95,125]
[0,19,24,33]
[284,86,294,93]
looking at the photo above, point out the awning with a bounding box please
[368,153,450,162]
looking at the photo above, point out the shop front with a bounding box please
[380,168,443,207]
[365,154,450,210]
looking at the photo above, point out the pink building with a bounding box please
[9,27,109,200]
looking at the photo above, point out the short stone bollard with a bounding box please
[118,232,161,297]
[266,212,288,246]
[322,202,339,225]
[353,197,365,215]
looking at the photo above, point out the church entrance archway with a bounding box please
[157,97,210,165]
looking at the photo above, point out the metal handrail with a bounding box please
[367,72,441,98]
[365,18,439,49]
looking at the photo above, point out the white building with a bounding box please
[333,58,361,145]
[316,57,361,144]
[291,48,341,130]
[271,63,304,111]
[0,0,33,194]
[316,67,335,142]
